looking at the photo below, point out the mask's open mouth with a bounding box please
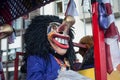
[52,34,70,49]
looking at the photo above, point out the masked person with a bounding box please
[78,35,94,70]
[23,15,77,80]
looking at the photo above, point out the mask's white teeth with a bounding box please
[55,38,58,41]
[55,37,68,44]
[55,38,60,43]
[58,38,61,43]
[61,39,64,44]
[64,40,68,44]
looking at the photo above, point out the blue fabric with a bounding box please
[98,3,109,30]
[27,54,60,80]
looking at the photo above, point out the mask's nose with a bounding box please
[57,23,68,34]
[57,15,75,35]
[63,15,75,26]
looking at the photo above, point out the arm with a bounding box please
[26,56,47,80]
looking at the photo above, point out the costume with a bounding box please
[78,35,94,70]
[80,46,94,69]
[24,15,77,80]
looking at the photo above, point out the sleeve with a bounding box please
[26,56,47,80]
[81,46,94,69]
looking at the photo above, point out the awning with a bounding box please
[0,0,55,26]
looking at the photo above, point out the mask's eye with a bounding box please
[47,22,60,34]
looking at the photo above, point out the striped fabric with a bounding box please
[101,0,120,73]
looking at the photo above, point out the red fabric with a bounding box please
[105,44,113,73]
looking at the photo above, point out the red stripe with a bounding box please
[105,23,118,38]
[105,3,112,15]
[105,44,114,73]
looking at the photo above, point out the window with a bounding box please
[12,17,23,30]
[1,38,7,50]
[82,0,90,13]
[55,0,69,14]
[23,19,30,29]
[63,0,69,13]
[2,52,7,62]
[110,0,113,7]
[9,36,22,49]
[56,1,63,13]
[118,0,120,11]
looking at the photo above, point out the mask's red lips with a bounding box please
[52,34,70,49]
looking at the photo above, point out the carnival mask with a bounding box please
[47,15,75,55]
[0,24,13,39]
